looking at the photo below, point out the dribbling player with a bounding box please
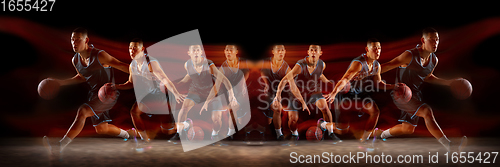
[172,45,237,144]
[275,45,341,144]
[324,38,398,145]
[43,28,132,155]
[115,38,186,142]
[377,28,467,152]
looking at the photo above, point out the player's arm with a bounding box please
[319,62,332,84]
[324,61,362,103]
[373,63,396,91]
[55,59,86,86]
[210,64,235,102]
[380,51,412,74]
[149,61,186,102]
[423,58,454,86]
[57,73,86,86]
[98,51,130,74]
[276,64,303,104]
[178,62,191,84]
[115,65,134,90]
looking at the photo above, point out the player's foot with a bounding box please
[277,135,285,141]
[43,136,63,161]
[316,118,326,133]
[448,136,468,152]
[211,134,227,146]
[324,132,342,144]
[168,133,180,144]
[43,136,52,155]
[286,135,299,146]
[124,128,137,142]
[183,118,193,132]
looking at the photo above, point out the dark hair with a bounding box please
[367,38,379,46]
[130,38,144,46]
[422,27,438,37]
[72,27,88,37]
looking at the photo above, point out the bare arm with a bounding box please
[276,64,303,104]
[178,62,191,84]
[373,63,396,90]
[324,61,362,103]
[380,51,412,74]
[423,58,454,86]
[115,65,134,90]
[98,51,130,74]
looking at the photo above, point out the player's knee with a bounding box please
[418,105,434,120]
[77,105,93,119]
[94,124,108,134]
[364,102,380,116]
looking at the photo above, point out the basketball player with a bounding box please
[173,45,238,143]
[259,45,297,141]
[323,38,398,144]
[218,45,250,139]
[115,38,186,142]
[43,28,132,155]
[275,44,341,144]
[376,27,467,152]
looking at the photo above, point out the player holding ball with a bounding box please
[41,28,132,156]
[376,27,470,152]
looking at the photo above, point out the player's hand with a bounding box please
[323,92,337,104]
[200,101,209,115]
[302,101,311,115]
[263,84,269,95]
[271,98,282,110]
[229,98,239,111]
[174,93,187,103]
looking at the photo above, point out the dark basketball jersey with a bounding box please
[396,45,438,99]
[220,57,249,88]
[72,44,114,100]
[295,57,324,93]
[348,53,381,94]
[186,58,215,94]
[261,57,291,95]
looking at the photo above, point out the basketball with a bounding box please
[98,83,119,104]
[393,83,412,103]
[37,78,60,100]
[450,78,472,100]
[187,126,204,141]
[306,126,323,142]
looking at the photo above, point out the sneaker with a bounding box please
[277,135,285,141]
[287,135,299,146]
[124,128,137,142]
[168,133,180,144]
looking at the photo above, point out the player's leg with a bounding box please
[315,99,335,133]
[176,98,195,133]
[130,102,150,141]
[316,98,342,143]
[211,110,224,139]
[359,101,380,142]
[271,99,284,139]
[53,104,95,152]
[287,110,299,144]
[63,104,95,140]
[413,104,457,151]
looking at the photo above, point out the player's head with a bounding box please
[224,45,238,61]
[272,45,286,60]
[307,44,322,62]
[421,27,439,53]
[71,27,89,53]
[129,38,145,59]
[365,38,381,60]
[188,45,204,64]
